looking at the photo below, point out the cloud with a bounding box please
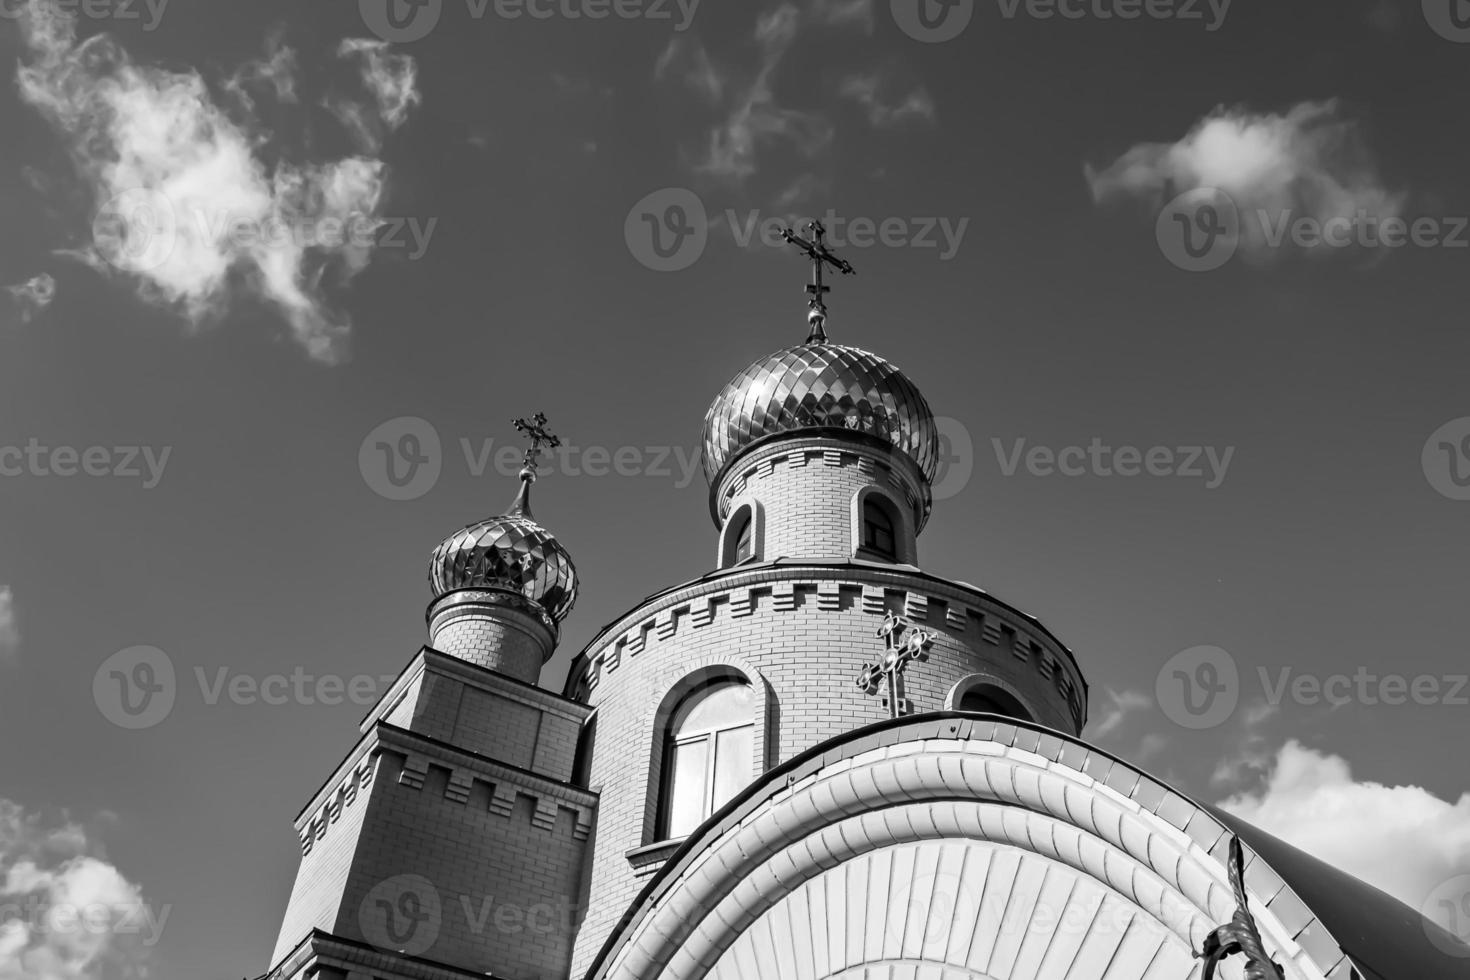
[1086,687,1151,740]
[773,173,829,209]
[1209,697,1280,788]
[810,0,875,31]
[222,30,298,111]
[697,6,833,182]
[14,0,417,364]
[655,38,725,105]
[0,799,159,980]
[5,275,56,325]
[1219,741,1470,933]
[1086,101,1405,261]
[838,72,935,128]
[0,589,17,666]
[333,38,421,153]
[659,5,835,184]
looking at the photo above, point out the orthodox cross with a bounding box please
[857,611,935,719]
[507,413,561,518]
[781,219,854,344]
[1197,837,1285,980]
[513,413,561,474]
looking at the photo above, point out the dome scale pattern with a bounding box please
[429,513,578,624]
[701,342,940,486]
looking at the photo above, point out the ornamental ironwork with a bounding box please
[857,611,935,719]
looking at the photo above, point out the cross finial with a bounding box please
[781,219,854,344]
[513,413,561,473]
[508,413,561,517]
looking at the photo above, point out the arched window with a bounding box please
[659,679,754,839]
[733,513,753,563]
[862,498,897,560]
[959,685,1033,722]
[719,502,761,568]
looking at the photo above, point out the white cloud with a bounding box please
[1086,101,1404,261]
[334,38,421,153]
[14,0,417,364]
[658,5,836,184]
[223,31,298,111]
[655,37,725,105]
[5,275,56,325]
[695,6,833,183]
[810,0,875,31]
[838,72,935,128]
[773,173,829,210]
[0,800,159,980]
[1086,687,1151,740]
[1209,698,1280,788]
[0,589,17,665]
[1219,740,1470,932]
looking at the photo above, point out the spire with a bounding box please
[508,412,561,518]
[780,220,855,343]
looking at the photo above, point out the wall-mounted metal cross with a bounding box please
[857,611,935,719]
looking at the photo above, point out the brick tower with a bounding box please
[564,224,1087,974]
[265,419,596,980]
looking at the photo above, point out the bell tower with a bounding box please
[266,416,596,980]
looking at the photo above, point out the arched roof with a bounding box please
[586,713,1467,980]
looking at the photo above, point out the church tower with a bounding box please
[565,222,1087,975]
[266,418,596,980]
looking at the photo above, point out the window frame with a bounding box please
[657,681,756,841]
[862,500,897,558]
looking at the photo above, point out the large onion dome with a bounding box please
[701,341,941,488]
[428,468,578,625]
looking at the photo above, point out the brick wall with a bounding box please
[428,598,551,683]
[271,649,594,978]
[566,566,1088,975]
[332,746,592,979]
[713,438,927,565]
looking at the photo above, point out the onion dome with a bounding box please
[428,416,578,625]
[701,341,941,488]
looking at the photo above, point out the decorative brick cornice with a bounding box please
[713,435,930,532]
[567,565,1088,730]
[375,723,598,840]
[296,751,378,857]
[359,646,591,737]
[265,928,508,980]
[293,721,599,854]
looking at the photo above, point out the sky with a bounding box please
[2,0,1470,977]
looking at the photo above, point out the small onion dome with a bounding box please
[427,469,578,624]
[701,342,940,488]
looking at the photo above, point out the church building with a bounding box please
[259,224,1466,980]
